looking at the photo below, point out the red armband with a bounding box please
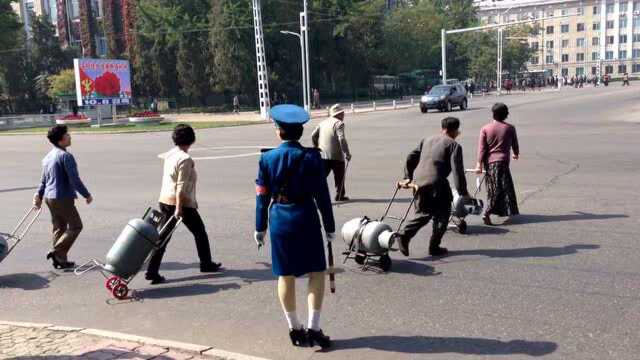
[256,185,268,195]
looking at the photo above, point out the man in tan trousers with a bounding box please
[311,104,352,201]
[33,125,93,270]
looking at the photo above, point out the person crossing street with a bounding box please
[311,104,352,201]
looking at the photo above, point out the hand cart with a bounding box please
[74,208,181,300]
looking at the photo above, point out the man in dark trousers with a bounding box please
[396,117,470,257]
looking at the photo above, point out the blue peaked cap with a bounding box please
[270,104,310,125]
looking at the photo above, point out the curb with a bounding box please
[0,320,270,360]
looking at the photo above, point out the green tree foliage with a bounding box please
[48,69,77,98]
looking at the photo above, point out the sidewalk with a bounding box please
[0,321,268,360]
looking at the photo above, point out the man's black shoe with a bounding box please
[145,273,166,285]
[200,262,222,273]
[335,196,350,202]
[397,236,410,257]
[429,247,449,257]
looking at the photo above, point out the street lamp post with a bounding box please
[280,30,308,110]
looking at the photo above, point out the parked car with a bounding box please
[420,84,468,113]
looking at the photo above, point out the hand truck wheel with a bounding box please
[379,254,392,272]
[355,253,366,265]
[112,283,129,300]
[457,220,467,234]
[105,276,121,291]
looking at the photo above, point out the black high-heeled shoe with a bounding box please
[289,328,307,347]
[306,329,331,349]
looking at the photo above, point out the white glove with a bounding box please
[254,231,266,247]
[325,232,336,243]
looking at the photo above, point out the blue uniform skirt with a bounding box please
[268,201,327,277]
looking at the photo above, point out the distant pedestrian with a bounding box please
[623,72,630,86]
[313,88,321,109]
[33,125,93,270]
[233,95,240,114]
[474,103,520,226]
[311,104,352,201]
[146,124,222,285]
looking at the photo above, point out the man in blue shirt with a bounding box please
[33,125,93,270]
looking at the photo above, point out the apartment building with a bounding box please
[476,0,640,78]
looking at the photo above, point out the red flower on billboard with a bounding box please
[94,71,121,97]
[79,68,94,96]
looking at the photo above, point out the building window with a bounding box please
[593,5,600,15]
[561,24,570,33]
[561,9,568,16]
[607,3,615,14]
[577,53,585,62]
[592,66,598,75]
[607,20,615,29]
[593,22,601,31]
[634,34,640,42]
[576,7,584,16]
[577,38,586,47]
[619,64,627,74]
[593,52,600,60]
[576,67,585,76]
[620,34,628,43]
[547,11,554,18]
[635,1,640,12]
[606,51,614,59]
[606,36,615,44]
[531,42,539,51]
[562,39,570,48]
[633,49,640,58]
[620,19,628,28]
[605,65,614,74]
[546,55,554,64]
[546,26,554,34]
[634,18,640,28]
[531,56,539,65]
[562,54,569,62]
[577,23,585,32]
[620,2,628,12]
[633,63,640,73]
[561,68,569,76]
[546,40,554,49]
[592,37,600,46]
[620,50,628,59]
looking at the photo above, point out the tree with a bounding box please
[104,0,125,58]
[79,0,98,57]
[48,69,76,98]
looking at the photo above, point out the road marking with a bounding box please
[192,152,261,160]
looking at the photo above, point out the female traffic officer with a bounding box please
[254,105,335,349]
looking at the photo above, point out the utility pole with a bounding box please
[441,29,447,84]
[252,0,271,120]
[301,0,311,111]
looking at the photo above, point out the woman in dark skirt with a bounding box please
[475,103,520,225]
[254,105,336,349]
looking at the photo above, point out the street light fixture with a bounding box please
[280,30,308,110]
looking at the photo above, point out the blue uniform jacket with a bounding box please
[255,141,335,276]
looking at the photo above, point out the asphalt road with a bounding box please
[1,85,639,360]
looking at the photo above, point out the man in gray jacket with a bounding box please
[396,117,469,257]
[311,104,352,201]
[33,125,93,270]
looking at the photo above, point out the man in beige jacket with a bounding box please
[311,104,352,201]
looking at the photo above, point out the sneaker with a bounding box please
[145,273,166,285]
[200,262,222,273]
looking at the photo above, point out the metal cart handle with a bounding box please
[10,207,42,241]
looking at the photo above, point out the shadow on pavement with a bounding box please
[159,262,275,285]
[137,282,241,299]
[0,272,57,290]
[448,244,599,259]
[329,336,557,356]
[506,212,628,225]
[460,225,510,236]
[390,260,440,276]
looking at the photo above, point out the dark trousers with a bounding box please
[324,159,346,199]
[146,203,213,276]
[399,187,451,250]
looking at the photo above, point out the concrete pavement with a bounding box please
[1,85,639,359]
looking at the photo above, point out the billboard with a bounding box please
[74,58,132,106]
